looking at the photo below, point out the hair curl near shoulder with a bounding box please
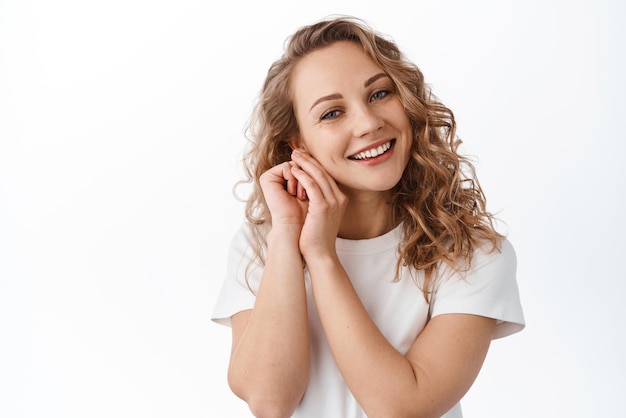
[236,16,503,300]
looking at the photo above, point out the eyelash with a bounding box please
[370,88,391,101]
[319,88,392,121]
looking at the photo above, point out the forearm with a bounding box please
[228,227,310,414]
[308,257,430,417]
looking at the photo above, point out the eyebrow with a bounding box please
[309,93,342,111]
[364,72,388,87]
[308,72,390,111]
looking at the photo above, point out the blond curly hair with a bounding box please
[237,16,503,300]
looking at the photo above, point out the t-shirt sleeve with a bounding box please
[430,238,525,339]
[211,224,261,328]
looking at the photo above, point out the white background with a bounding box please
[1,0,624,417]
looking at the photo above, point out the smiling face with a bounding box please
[290,41,413,198]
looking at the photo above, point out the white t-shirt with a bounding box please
[212,223,525,418]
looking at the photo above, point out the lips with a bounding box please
[348,139,394,160]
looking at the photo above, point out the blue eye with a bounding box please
[321,109,341,120]
[370,89,390,101]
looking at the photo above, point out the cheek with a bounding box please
[301,131,345,162]
[319,142,347,167]
[309,149,341,172]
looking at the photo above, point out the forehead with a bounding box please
[290,41,384,104]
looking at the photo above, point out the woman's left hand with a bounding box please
[289,149,347,261]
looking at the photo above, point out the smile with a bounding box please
[349,140,394,160]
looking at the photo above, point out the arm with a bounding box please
[308,256,495,418]
[227,163,311,417]
[290,150,496,417]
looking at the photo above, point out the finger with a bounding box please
[290,164,325,204]
[261,162,290,185]
[291,151,341,201]
[283,162,298,196]
[297,179,307,201]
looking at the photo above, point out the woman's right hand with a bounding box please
[259,161,309,229]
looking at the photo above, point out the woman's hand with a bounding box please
[259,160,309,228]
[231,160,313,417]
[289,149,348,261]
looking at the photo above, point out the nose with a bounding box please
[352,104,383,138]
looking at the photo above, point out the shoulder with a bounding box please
[470,237,516,276]
[431,237,525,338]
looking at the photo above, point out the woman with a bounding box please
[212,16,524,418]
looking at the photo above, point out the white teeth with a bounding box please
[351,141,392,160]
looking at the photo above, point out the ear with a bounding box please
[289,137,306,152]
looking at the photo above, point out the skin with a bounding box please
[289,41,413,241]
[228,41,497,418]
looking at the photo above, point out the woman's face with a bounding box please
[290,41,413,196]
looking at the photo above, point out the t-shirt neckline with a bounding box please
[335,223,402,255]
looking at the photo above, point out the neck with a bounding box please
[338,191,395,240]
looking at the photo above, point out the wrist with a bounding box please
[302,252,341,275]
[267,223,302,248]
